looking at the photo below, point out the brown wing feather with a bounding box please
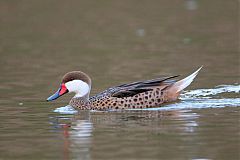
[111,75,179,98]
[112,88,153,98]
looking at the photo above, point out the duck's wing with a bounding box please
[90,75,179,101]
[111,88,153,98]
[110,75,179,98]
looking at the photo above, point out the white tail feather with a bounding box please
[170,66,203,93]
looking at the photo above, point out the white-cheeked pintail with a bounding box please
[47,67,202,110]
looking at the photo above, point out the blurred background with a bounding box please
[0,0,238,100]
[0,1,239,160]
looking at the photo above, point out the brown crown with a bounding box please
[62,71,91,85]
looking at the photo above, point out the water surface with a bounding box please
[0,1,239,160]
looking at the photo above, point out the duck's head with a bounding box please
[47,71,91,101]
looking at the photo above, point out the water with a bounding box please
[0,1,239,160]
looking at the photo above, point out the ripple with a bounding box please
[182,84,240,99]
[53,105,78,114]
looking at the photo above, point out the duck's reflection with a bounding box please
[58,111,93,160]
[52,108,200,160]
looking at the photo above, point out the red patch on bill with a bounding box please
[59,83,67,95]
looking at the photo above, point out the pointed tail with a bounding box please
[168,66,203,93]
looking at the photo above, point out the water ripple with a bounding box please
[182,84,240,99]
[143,85,240,111]
[53,105,78,114]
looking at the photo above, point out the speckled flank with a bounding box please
[70,87,179,110]
[95,91,156,110]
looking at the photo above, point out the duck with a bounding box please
[47,67,202,110]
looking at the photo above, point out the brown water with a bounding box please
[0,1,239,160]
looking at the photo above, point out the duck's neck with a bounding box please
[65,79,92,109]
[70,96,90,110]
[70,88,91,109]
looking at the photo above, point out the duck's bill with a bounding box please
[47,84,69,101]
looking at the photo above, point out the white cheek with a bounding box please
[65,80,90,97]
